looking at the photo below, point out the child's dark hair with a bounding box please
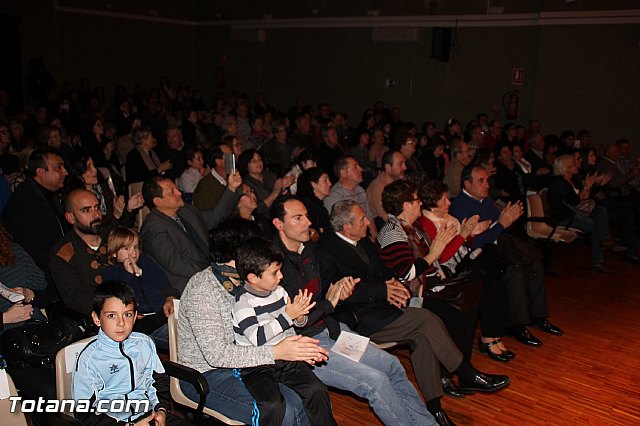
[235,238,284,281]
[92,281,138,314]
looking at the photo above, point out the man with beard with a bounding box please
[50,189,116,316]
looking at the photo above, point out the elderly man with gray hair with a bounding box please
[317,200,510,426]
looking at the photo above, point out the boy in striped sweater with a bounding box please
[232,238,337,426]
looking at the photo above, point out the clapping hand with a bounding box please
[460,215,480,238]
[286,289,316,320]
[497,201,523,228]
[127,192,144,211]
[428,224,458,261]
[335,276,359,300]
[472,219,492,236]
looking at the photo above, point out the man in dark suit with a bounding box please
[317,200,509,425]
[140,175,241,293]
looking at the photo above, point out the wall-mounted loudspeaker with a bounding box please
[431,27,451,62]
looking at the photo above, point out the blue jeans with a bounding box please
[311,324,436,426]
[561,205,610,264]
[149,323,169,353]
[180,368,309,425]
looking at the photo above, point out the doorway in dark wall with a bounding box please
[0,14,23,117]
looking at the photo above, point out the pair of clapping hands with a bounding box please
[284,276,361,321]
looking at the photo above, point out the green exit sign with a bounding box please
[385,78,398,88]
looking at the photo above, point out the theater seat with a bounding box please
[166,311,244,425]
[526,193,578,244]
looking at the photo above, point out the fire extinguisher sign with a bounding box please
[511,68,524,86]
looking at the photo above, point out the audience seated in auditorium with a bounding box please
[101,226,178,351]
[178,218,330,425]
[238,148,295,217]
[260,120,294,178]
[324,154,378,237]
[177,147,208,194]
[192,143,231,210]
[548,155,639,272]
[3,148,69,289]
[158,125,187,181]
[320,199,509,425]
[366,150,407,228]
[50,189,116,316]
[295,167,332,237]
[125,125,172,184]
[140,176,240,293]
[272,196,438,426]
[450,165,563,346]
[444,140,472,199]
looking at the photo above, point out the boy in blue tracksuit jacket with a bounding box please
[72,281,190,426]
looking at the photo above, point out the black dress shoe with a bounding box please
[532,318,564,336]
[441,377,475,398]
[508,327,543,347]
[458,372,510,393]
[432,409,457,426]
[478,338,510,362]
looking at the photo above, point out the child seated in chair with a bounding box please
[232,238,337,426]
[72,281,190,426]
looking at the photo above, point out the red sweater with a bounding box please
[415,216,466,263]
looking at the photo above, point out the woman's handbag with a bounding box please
[1,320,75,368]
[425,268,483,311]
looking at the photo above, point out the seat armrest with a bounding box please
[162,360,210,395]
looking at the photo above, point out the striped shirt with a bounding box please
[232,284,295,347]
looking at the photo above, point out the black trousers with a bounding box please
[479,275,512,337]
[240,361,337,426]
[422,299,479,363]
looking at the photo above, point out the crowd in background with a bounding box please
[1,68,639,426]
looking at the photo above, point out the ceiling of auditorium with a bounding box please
[54,0,640,22]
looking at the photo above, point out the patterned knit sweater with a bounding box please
[177,267,275,374]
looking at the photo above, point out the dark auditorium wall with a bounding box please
[1,0,197,100]
[197,24,640,147]
[3,0,640,146]
[195,26,540,134]
[533,24,640,147]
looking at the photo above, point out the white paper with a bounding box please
[0,369,10,400]
[331,331,369,362]
[0,282,25,303]
[65,341,91,373]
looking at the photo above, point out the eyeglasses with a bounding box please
[242,188,255,195]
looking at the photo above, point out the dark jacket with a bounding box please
[102,254,179,314]
[3,177,69,276]
[274,236,339,339]
[317,231,402,337]
[140,192,239,293]
[49,225,113,316]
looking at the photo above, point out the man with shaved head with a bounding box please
[50,189,118,316]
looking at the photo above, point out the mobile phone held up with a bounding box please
[224,153,236,175]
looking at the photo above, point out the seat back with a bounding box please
[167,311,243,425]
[1,371,28,426]
[55,337,96,415]
[526,193,555,238]
[526,193,577,243]
[128,182,150,231]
